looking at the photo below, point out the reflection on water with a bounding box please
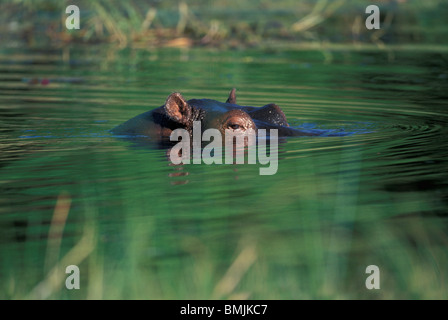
[0,48,448,299]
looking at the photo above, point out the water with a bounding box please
[1,47,448,299]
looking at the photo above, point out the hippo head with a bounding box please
[111,88,314,144]
[163,90,257,138]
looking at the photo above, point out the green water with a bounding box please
[1,47,448,299]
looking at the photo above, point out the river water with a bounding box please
[1,47,447,299]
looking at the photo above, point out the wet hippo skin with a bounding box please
[111,88,316,144]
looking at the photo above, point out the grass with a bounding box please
[5,184,448,300]
[1,0,448,50]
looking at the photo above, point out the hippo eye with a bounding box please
[229,124,241,130]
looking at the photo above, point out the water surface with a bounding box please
[1,47,448,299]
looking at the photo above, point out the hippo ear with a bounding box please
[226,88,237,104]
[164,92,192,125]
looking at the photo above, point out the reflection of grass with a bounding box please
[6,173,448,299]
[7,191,260,299]
[2,0,448,49]
[25,193,95,299]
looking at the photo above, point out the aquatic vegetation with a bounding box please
[2,0,448,49]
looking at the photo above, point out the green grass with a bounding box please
[4,172,447,300]
[1,0,448,49]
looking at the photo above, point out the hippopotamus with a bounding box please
[111,89,316,145]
